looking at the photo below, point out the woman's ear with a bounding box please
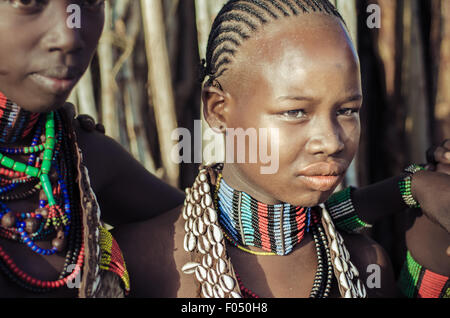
[202,85,229,134]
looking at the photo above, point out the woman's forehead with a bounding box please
[225,14,359,91]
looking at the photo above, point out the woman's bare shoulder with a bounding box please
[111,205,195,297]
[341,232,398,298]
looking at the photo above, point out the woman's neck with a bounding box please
[0,92,40,146]
[222,163,281,205]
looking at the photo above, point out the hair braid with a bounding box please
[200,0,345,85]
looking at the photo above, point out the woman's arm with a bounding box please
[330,140,450,232]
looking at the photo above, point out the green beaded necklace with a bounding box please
[0,112,58,212]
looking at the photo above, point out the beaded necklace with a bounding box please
[213,172,332,297]
[0,92,40,144]
[0,108,84,293]
[216,174,317,256]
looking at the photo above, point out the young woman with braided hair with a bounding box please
[115,0,450,298]
[0,0,184,297]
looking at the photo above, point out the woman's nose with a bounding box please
[304,117,345,157]
[40,4,85,55]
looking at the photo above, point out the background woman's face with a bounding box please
[0,0,105,112]
[219,14,362,207]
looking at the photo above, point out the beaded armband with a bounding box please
[399,164,426,209]
[325,187,372,234]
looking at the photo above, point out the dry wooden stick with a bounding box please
[122,0,158,175]
[141,0,180,187]
[98,1,120,141]
[76,66,98,122]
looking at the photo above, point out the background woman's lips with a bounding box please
[298,175,341,191]
[29,73,78,95]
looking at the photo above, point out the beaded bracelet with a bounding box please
[399,164,426,209]
[324,187,372,234]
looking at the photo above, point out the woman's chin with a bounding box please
[282,189,335,208]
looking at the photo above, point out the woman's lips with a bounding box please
[29,73,77,95]
[298,175,341,191]
[297,162,346,191]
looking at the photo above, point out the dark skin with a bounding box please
[114,14,397,298]
[0,0,184,297]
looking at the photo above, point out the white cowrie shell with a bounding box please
[182,206,188,220]
[229,291,242,298]
[202,254,213,268]
[340,256,349,272]
[202,182,211,194]
[195,266,207,283]
[181,262,199,275]
[331,240,340,256]
[206,207,218,224]
[350,262,360,277]
[219,274,236,293]
[188,218,194,231]
[186,203,193,218]
[203,194,213,207]
[213,285,225,298]
[183,233,189,252]
[339,272,350,290]
[207,269,218,285]
[195,205,202,217]
[337,233,344,244]
[184,220,189,233]
[346,268,354,280]
[201,235,211,252]
[328,224,336,239]
[334,257,343,272]
[212,242,224,259]
[322,209,331,223]
[192,219,200,237]
[197,240,206,255]
[344,289,352,298]
[193,190,200,203]
[208,224,223,243]
[351,284,358,298]
[198,218,206,235]
[201,282,213,298]
[199,172,207,182]
[357,279,367,298]
[216,258,228,274]
[187,232,197,252]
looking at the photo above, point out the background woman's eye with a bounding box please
[282,109,306,119]
[81,0,105,7]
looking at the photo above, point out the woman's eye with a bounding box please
[282,109,307,120]
[9,0,46,10]
[337,108,360,117]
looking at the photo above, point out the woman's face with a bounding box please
[206,14,362,207]
[0,0,105,112]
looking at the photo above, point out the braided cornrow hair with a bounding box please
[199,0,346,86]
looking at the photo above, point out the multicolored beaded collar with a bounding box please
[216,174,318,256]
[0,92,40,144]
[398,251,450,298]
